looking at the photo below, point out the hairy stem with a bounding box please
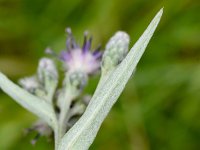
[58,92,73,139]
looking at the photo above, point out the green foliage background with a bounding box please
[0,0,199,149]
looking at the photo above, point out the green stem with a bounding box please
[55,73,81,149]
[54,122,60,150]
[58,92,73,138]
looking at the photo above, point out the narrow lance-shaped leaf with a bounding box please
[58,8,163,150]
[0,72,56,129]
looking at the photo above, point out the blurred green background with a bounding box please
[0,0,200,150]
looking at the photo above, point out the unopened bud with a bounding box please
[70,101,86,117]
[37,58,58,101]
[69,71,88,89]
[102,31,130,72]
[19,76,39,93]
[38,58,58,82]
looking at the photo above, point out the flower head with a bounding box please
[60,28,102,75]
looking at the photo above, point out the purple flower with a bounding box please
[60,28,102,75]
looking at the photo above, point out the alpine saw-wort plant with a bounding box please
[0,8,163,150]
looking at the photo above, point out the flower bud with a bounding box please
[27,120,52,145]
[70,101,86,117]
[19,76,39,93]
[38,58,58,82]
[69,71,88,89]
[102,31,130,72]
[37,58,58,101]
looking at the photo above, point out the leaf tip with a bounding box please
[158,7,164,18]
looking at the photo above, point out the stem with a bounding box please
[54,73,81,149]
[58,92,73,138]
[47,104,59,150]
[54,123,60,150]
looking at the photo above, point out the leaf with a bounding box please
[0,72,56,129]
[58,8,163,150]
